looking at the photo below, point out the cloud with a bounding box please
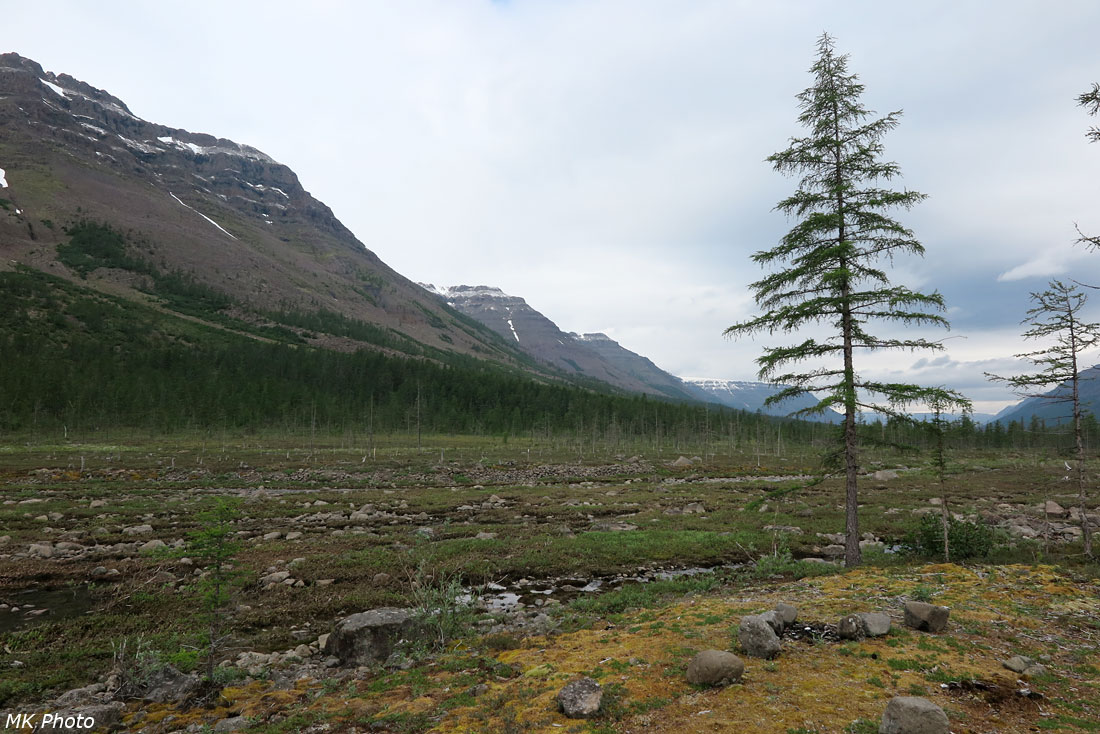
[7,0,1100,414]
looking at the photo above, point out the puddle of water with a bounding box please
[0,585,97,636]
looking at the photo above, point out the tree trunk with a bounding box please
[1071,345,1093,557]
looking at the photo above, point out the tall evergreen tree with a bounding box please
[726,34,968,567]
[987,280,1099,557]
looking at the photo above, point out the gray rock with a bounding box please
[142,665,201,703]
[685,650,744,687]
[903,601,949,633]
[872,469,899,481]
[28,542,54,558]
[1022,663,1047,677]
[1002,655,1034,674]
[858,612,892,637]
[879,696,949,734]
[838,614,865,640]
[738,614,781,659]
[671,456,693,467]
[759,609,785,635]
[324,607,417,666]
[260,571,291,586]
[139,539,166,552]
[213,716,249,732]
[775,603,798,626]
[123,524,154,535]
[557,677,602,718]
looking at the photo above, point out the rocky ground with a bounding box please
[1,443,1098,731]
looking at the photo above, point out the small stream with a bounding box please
[473,562,747,612]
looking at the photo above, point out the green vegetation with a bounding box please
[906,514,995,561]
[723,34,969,567]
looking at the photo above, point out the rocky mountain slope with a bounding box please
[421,284,705,401]
[993,364,1100,426]
[0,53,524,365]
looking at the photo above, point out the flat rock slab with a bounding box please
[557,677,602,718]
[880,696,949,734]
[324,607,417,666]
[903,601,949,633]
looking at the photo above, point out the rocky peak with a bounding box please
[0,52,356,244]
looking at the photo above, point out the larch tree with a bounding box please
[1075,83,1100,249]
[725,33,968,567]
[986,280,1099,558]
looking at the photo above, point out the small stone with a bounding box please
[316,579,335,586]
[263,531,282,540]
[285,531,303,540]
[903,601,949,633]
[140,539,167,552]
[557,677,602,718]
[872,469,899,481]
[879,696,949,734]
[213,716,248,732]
[475,531,497,540]
[1021,663,1047,678]
[373,572,392,585]
[123,524,154,535]
[685,650,744,687]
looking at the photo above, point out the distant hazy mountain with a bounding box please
[420,284,703,401]
[993,365,1100,425]
[680,378,840,422]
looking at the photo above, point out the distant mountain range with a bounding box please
[993,365,1100,426]
[422,284,840,420]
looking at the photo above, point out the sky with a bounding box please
[6,1,1100,415]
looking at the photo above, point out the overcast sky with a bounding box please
[7,1,1100,414]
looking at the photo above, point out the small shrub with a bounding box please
[906,514,994,560]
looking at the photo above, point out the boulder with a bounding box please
[123,524,154,535]
[738,614,781,659]
[1002,655,1034,674]
[759,609,785,635]
[858,612,892,637]
[142,665,201,703]
[685,650,744,687]
[1042,500,1067,518]
[872,469,899,481]
[671,456,693,467]
[28,542,54,558]
[775,603,798,626]
[557,677,602,718]
[879,696,949,734]
[903,601,949,633]
[324,607,417,666]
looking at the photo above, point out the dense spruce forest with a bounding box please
[0,222,1092,453]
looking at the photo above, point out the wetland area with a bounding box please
[1,435,1098,732]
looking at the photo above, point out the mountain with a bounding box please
[993,364,1100,425]
[681,377,839,421]
[421,284,705,401]
[0,53,528,366]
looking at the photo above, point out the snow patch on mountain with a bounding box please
[506,319,519,342]
[0,167,7,188]
[40,78,67,97]
[169,192,238,241]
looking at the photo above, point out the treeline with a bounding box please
[0,266,747,438]
[2,262,1093,453]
